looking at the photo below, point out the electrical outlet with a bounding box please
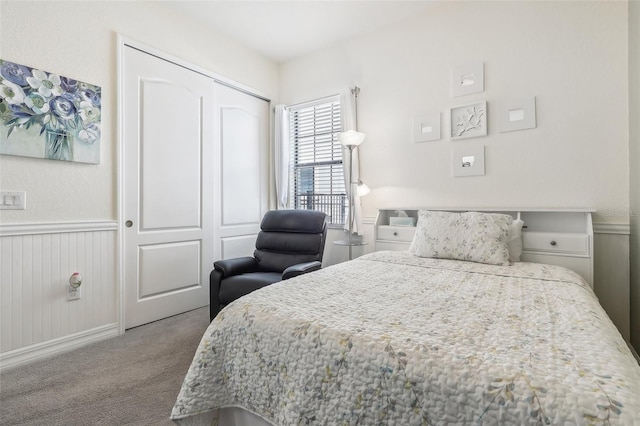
[67,286,81,301]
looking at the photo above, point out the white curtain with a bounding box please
[341,88,363,235]
[274,104,290,210]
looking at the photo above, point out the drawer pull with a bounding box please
[393,232,398,236]
[550,241,557,246]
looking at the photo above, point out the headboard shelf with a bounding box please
[374,208,594,286]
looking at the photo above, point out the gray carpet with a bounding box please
[0,307,210,426]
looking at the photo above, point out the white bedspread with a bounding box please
[171,251,640,425]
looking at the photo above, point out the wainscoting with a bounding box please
[593,223,631,341]
[1,218,632,369]
[0,221,118,370]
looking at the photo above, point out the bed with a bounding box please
[171,210,640,425]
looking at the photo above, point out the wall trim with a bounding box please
[363,216,376,225]
[593,222,630,235]
[0,220,118,237]
[0,323,118,371]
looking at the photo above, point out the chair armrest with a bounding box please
[214,257,258,278]
[282,261,321,280]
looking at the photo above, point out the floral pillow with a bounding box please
[408,210,513,266]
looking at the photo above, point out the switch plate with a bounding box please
[0,191,26,210]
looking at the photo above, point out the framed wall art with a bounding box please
[498,96,536,133]
[451,143,485,177]
[0,59,101,164]
[451,62,484,98]
[412,112,441,142]
[450,101,487,140]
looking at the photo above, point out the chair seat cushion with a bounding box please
[218,272,282,305]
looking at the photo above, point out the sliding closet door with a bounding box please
[213,82,269,260]
[122,46,214,329]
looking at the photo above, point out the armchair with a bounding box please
[210,209,327,320]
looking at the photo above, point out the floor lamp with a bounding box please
[334,130,369,260]
[334,86,370,260]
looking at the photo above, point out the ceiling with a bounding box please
[162,1,434,63]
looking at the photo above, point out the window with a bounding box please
[289,96,346,225]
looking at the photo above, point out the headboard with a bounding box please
[373,208,594,286]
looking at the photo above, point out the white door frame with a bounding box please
[116,35,270,334]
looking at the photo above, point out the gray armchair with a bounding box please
[209,209,327,320]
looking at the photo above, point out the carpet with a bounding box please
[0,307,210,426]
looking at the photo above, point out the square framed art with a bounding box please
[498,97,536,133]
[412,112,441,142]
[451,143,485,177]
[450,101,487,140]
[451,62,484,97]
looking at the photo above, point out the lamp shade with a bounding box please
[356,181,371,197]
[338,130,366,147]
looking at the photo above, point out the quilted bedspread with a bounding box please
[171,251,640,425]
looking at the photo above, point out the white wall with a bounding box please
[0,0,278,224]
[279,1,628,223]
[629,0,640,352]
[0,0,278,366]
[279,1,633,341]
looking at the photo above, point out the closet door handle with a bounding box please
[125,220,133,228]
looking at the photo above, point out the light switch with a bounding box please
[0,191,26,210]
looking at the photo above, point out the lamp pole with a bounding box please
[347,144,356,256]
[333,86,367,261]
[334,139,364,260]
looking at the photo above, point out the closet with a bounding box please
[121,43,269,328]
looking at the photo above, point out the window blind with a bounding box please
[289,96,346,225]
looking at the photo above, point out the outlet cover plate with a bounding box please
[67,286,81,301]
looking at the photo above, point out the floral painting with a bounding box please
[0,59,101,164]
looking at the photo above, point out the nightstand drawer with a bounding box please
[522,232,589,255]
[377,225,416,243]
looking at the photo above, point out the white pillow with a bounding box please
[507,219,524,262]
[409,210,512,266]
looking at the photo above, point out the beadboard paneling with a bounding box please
[0,222,118,362]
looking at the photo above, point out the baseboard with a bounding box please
[0,323,118,371]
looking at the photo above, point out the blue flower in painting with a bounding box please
[0,61,32,86]
[60,76,78,93]
[50,96,77,120]
[79,88,100,107]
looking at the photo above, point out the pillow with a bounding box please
[408,210,512,266]
[507,219,524,262]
